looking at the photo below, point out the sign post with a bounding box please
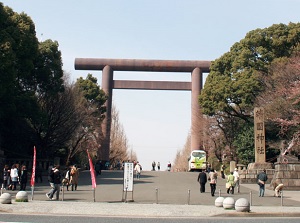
[30,146,36,201]
[87,150,97,202]
[122,162,134,202]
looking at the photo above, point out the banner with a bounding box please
[30,146,36,187]
[87,150,97,188]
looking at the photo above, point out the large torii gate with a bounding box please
[75,58,211,161]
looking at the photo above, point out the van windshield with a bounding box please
[192,151,205,158]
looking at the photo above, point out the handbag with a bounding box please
[226,182,231,189]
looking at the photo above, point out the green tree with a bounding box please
[34,39,64,97]
[76,74,107,119]
[233,124,255,165]
[0,4,40,157]
[0,4,66,159]
[200,23,300,119]
[199,23,300,162]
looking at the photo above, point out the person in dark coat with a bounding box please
[95,160,102,176]
[257,169,268,197]
[197,169,207,193]
[46,165,62,200]
[19,165,28,191]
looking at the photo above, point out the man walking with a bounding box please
[257,169,268,197]
[46,165,62,200]
[197,169,207,193]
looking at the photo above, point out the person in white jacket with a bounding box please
[233,168,240,193]
[134,162,142,180]
[10,164,19,191]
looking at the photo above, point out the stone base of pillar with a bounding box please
[240,162,274,184]
[270,161,300,190]
[247,162,274,170]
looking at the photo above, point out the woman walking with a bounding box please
[226,172,235,194]
[208,169,218,196]
[19,165,28,191]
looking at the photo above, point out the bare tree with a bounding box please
[256,55,300,156]
[173,134,191,172]
[109,105,133,167]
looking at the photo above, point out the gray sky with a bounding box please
[2,0,300,170]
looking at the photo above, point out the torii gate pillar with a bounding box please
[191,68,202,151]
[101,65,113,161]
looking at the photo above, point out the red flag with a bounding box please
[87,149,97,188]
[30,146,36,187]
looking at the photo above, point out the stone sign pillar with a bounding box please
[254,107,266,163]
[245,107,273,182]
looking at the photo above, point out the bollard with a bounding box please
[187,189,190,205]
[249,191,252,206]
[155,188,159,204]
[61,185,65,201]
[0,184,3,195]
[124,187,128,203]
[219,189,221,197]
[281,191,283,206]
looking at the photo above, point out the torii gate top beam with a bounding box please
[75,58,211,73]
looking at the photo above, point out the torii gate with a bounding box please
[75,58,211,161]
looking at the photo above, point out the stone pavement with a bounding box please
[0,170,300,217]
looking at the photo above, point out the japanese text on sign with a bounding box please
[123,162,134,192]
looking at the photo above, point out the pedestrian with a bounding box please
[167,161,171,171]
[273,182,284,197]
[197,169,207,193]
[226,172,235,194]
[206,163,211,173]
[105,161,110,170]
[47,163,54,183]
[233,168,240,193]
[63,166,71,191]
[134,161,142,180]
[157,162,160,171]
[70,164,79,191]
[35,164,43,183]
[116,160,121,170]
[221,164,225,179]
[2,165,10,190]
[152,161,156,171]
[208,169,218,196]
[46,165,62,200]
[95,160,102,176]
[19,165,28,191]
[10,164,19,191]
[257,169,268,197]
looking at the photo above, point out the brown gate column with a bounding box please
[191,67,202,151]
[100,65,113,161]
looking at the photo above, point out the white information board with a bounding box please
[123,162,134,192]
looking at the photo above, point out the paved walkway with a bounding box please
[0,170,300,217]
